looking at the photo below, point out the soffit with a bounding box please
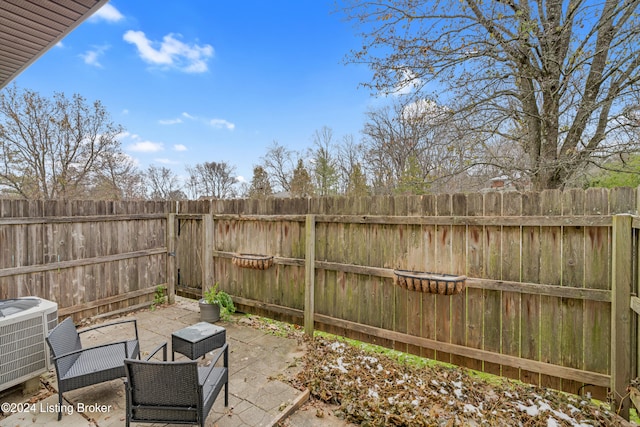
[0,0,109,89]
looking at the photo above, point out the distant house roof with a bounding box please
[0,0,109,90]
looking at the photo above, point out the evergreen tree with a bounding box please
[290,159,314,197]
[248,166,273,198]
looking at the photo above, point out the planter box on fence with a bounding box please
[394,270,467,295]
[232,254,274,270]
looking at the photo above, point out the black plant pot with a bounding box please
[199,299,220,323]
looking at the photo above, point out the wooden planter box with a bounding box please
[394,270,467,295]
[232,254,274,270]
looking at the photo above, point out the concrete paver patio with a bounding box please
[0,297,326,427]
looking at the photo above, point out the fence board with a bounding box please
[502,193,522,381]
[539,190,564,391]
[521,196,541,386]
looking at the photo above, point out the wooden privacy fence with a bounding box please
[177,188,640,418]
[0,199,173,319]
[2,189,640,418]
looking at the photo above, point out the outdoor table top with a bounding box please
[172,322,226,344]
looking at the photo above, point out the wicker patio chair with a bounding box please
[45,316,140,420]
[124,342,229,427]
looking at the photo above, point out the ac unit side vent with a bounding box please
[46,311,57,331]
[0,298,57,393]
[0,315,45,387]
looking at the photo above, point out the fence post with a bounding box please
[166,213,176,304]
[305,214,316,336]
[202,214,214,297]
[612,214,632,420]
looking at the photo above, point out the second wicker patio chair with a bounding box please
[124,342,229,427]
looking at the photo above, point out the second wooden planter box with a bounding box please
[394,270,467,295]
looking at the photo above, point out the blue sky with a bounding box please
[11,1,376,184]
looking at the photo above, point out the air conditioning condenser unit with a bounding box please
[0,297,58,392]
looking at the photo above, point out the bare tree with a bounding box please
[92,152,145,199]
[342,0,640,189]
[311,126,340,196]
[260,141,296,192]
[336,134,367,194]
[362,98,468,194]
[0,85,124,199]
[186,161,238,199]
[146,166,184,200]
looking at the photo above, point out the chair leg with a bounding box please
[224,345,229,406]
[57,392,63,421]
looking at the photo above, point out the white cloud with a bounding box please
[174,144,188,151]
[80,46,108,67]
[90,4,124,23]
[210,118,235,130]
[392,68,422,96]
[55,41,64,48]
[159,118,183,125]
[123,30,213,73]
[236,175,246,183]
[122,109,129,115]
[402,99,450,123]
[128,141,164,152]
[182,112,196,120]
[154,158,180,165]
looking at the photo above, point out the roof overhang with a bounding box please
[0,0,109,90]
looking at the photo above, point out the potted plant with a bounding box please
[199,284,236,322]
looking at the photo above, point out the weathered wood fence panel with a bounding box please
[0,200,173,319]
[202,188,638,406]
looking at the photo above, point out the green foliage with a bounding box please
[346,163,370,196]
[396,155,429,195]
[203,283,236,320]
[150,285,167,310]
[248,165,272,198]
[290,158,314,197]
[587,155,640,188]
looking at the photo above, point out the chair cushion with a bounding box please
[62,342,132,380]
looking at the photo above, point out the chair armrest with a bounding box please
[144,342,168,361]
[53,340,129,363]
[199,343,228,386]
[78,319,139,340]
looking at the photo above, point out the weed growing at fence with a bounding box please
[150,285,167,310]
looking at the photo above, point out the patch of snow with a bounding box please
[463,403,480,415]
[360,355,378,364]
[330,342,346,352]
[332,357,349,373]
[517,403,539,417]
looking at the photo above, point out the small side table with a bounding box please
[171,322,226,360]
